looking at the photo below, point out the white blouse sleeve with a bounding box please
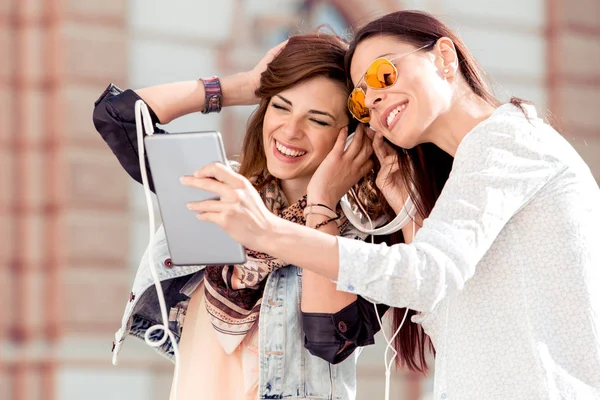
[335,117,568,312]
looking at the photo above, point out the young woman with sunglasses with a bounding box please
[181,10,600,399]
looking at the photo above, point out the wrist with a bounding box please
[382,190,409,215]
[261,216,287,254]
[221,72,258,107]
[307,194,338,211]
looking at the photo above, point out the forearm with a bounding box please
[267,218,340,280]
[301,215,356,313]
[135,72,255,124]
[263,201,422,298]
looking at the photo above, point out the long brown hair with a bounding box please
[238,33,355,184]
[345,10,523,373]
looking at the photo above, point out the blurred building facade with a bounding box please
[1,0,599,399]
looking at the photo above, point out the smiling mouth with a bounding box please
[274,140,307,158]
[385,102,408,128]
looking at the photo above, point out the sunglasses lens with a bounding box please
[348,89,370,122]
[365,58,397,89]
[348,59,398,122]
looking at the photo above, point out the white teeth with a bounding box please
[386,103,407,127]
[275,140,306,158]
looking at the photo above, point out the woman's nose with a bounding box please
[364,87,384,109]
[280,117,304,139]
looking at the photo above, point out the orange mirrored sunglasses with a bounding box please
[348,43,434,123]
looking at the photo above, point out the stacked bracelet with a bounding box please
[199,76,222,114]
[304,203,343,229]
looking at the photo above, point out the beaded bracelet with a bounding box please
[313,215,341,230]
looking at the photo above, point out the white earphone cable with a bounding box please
[135,100,182,400]
[349,188,412,400]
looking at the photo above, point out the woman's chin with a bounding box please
[267,164,319,186]
[386,135,414,150]
[266,164,299,181]
[386,127,420,150]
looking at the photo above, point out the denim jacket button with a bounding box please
[338,321,348,333]
[164,258,173,268]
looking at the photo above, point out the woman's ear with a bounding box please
[433,37,458,81]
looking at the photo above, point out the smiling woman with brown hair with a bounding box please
[93,32,400,400]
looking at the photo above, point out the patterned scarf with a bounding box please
[204,177,346,354]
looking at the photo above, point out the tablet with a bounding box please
[144,131,247,266]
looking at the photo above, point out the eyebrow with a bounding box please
[378,53,395,58]
[275,95,336,121]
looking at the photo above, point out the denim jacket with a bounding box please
[112,224,370,399]
[94,84,388,400]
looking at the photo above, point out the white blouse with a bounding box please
[336,104,600,399]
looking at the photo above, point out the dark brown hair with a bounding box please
[238,33,354,183]
[345,10,527,374]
